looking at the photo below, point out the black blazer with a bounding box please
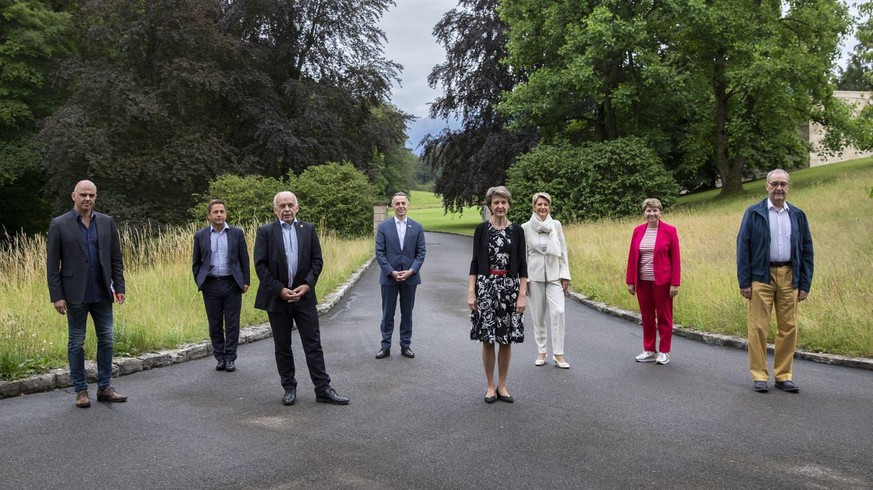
[469,222,528,277]
[253,220,323,312]
[46,209,125,304]
[192,225,250,291]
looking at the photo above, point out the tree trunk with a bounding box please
[713,52,744,195]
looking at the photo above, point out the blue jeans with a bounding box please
[66,301,115,392]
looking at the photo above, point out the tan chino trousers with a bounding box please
[748,266,798,382]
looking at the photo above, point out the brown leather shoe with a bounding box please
[96,387,128,402]
[76,390,90,408]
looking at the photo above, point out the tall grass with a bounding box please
[567,162,873,357]
[0,223,373,380]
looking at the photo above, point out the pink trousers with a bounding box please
[636,280,674,353]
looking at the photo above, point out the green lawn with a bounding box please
[406,190,481,235]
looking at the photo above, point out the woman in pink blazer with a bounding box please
[625,198,681,365]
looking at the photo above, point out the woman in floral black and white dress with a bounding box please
[468,186,528,404]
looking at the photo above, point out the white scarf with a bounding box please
[529,213,562,257]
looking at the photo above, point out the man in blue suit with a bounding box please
[375,192,426,359]
[193,199,250,372]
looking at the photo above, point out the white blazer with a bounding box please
[522,219,571,283]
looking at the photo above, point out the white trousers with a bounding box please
[528,280,566,355]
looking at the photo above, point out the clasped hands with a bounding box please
[391,270,414,282]
[280,284,310,303]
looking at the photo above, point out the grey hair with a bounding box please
[485,186,512,206]
[766,169,790,183]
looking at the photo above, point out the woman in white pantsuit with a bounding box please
[522,192,572,368]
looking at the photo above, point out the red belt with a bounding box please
[489,269,509,276]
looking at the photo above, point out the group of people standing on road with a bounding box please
[46,168,813,408]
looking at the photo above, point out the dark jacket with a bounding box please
[192,225,250,291]
[469,222,528,278]
[253,219,322,312]
[46,209,125,304]
[736,198,814,292]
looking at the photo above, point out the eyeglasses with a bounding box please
[768,181,789,188]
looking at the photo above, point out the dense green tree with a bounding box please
[499,0,851,195]
[499,0,684,146]
[39,0,407,225]
[0,0,71,233]
[670,0,850,194]
[422,0,537,213]
[836,53,873,91]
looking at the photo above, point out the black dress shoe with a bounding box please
[225,360,236,372]
[484,393,497,404]
[400,346,415,358]
[775,380,799,393]
[375,348,390,359]
[496,388,514,403]
[282,388,297,406]
[216,360,226,371]
[753,381,768,393]
[316,387,349,405]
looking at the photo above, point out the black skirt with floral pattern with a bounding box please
[470,223,525,344]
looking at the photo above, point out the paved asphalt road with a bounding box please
[1,232,871,489]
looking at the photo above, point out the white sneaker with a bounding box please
[656,352,670,365]
[635,351,657,363]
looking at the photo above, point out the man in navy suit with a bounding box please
[47,180,127,408]
[192,199,250,372]
[374,192,426,359]
[254,191,348,406]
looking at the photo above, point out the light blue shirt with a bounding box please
[281,220,299,286]
[767,199,792,262]
[209,223,230,277]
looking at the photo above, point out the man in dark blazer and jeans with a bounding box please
[193,199,250,372]
[47,180,127,408]
[254,191,348,406]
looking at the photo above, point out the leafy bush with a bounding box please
[189,174,284,225]
[505,144,578,223]
[506,137,679,223]
[290,162,375,237]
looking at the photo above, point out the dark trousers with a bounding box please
[267,296,331,393]
[380,282,417,349]
[202,276,242,362]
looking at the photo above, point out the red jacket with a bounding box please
[625,221,681,287]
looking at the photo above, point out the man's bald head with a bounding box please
[71,180,97,216]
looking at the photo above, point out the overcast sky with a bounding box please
[379,0,459,152]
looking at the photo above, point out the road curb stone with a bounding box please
[0,258,374,399]
[566,291,873,371]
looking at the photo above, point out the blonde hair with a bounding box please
[531,192,552,207]
[641,198,662,212]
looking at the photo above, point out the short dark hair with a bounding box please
[207,199,225,214]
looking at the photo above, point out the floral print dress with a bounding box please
[470,223,525,344]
